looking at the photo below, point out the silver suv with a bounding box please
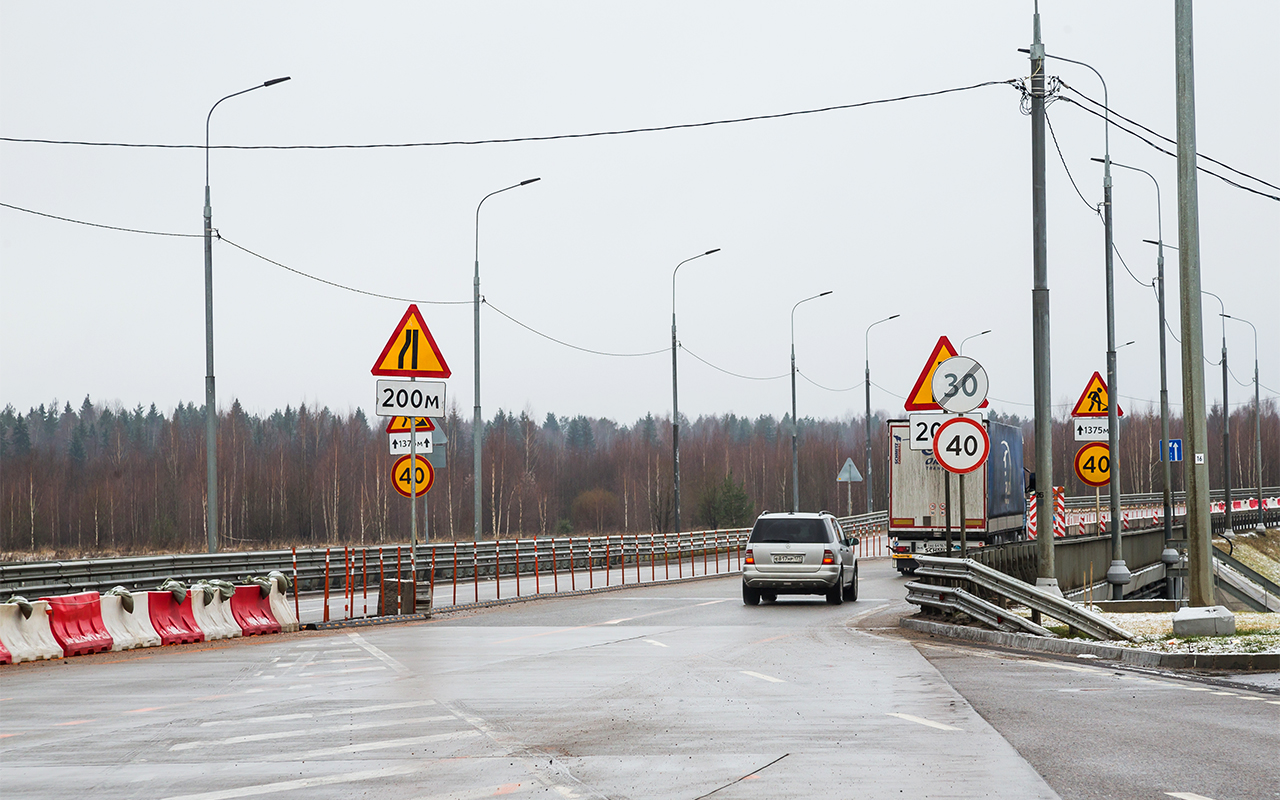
[741,511,858,605]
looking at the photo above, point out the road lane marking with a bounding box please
[494,599,729,643]
[157,763,426,800]
[298,665,388,677]
[644,639,669,647]
[740,671,785,684]
[695,599,729,606]
[54,720,94,726]
[886,713,962,731]
[1165,793,1218,800]
[202,713,313,727]
[170,714,458,751]
[262,729,481,761]
[347,632,410,674]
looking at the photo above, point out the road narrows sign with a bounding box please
[931,356,989,414]
[1074,442,1111,487]
[371,304,452,378]
[932,416,990,474]
[385,416,436,434]
[1070,371,1124,418]
[391,454,434,497]
[904,336,991,411]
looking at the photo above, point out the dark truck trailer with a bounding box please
[886,418,1026,574]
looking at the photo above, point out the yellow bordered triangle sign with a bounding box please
[385,416,436,433]
[1071,371,1123,418]
[371,304,452,378]
[903,336,990,411]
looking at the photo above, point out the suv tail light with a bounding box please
[822,549,835,565]
[744,548,754,565]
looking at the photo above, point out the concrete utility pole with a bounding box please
[1028,6,1057,591]
[1175,0,1214,606]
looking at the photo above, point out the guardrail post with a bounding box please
[292,546,299,623]
[452,542,458,606]
[551,540,559,592]
[534,540,541,594]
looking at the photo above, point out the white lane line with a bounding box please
[158,763,425,800]
[644,639,669,648]
[347,631,410,674]
[886,713,962,731]
[170,715,458,751]
[323,699,437,716]
[201,714,313,727]
[740,671,786,684]
[262,729,481,761]
[601,618,630,625]
[1165,792,1218,800]
[695,599,729,606]
[298,665,388,677]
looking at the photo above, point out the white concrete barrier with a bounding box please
[267,579,298,633]
[0,601,63,663]
[99,594,161,651]
[189,584,241,641]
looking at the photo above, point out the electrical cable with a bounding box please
[0,80,1019,152]
[0,200,199,237]
[796,369,864,393]
[679,344,787,381]
[1061,82,1280,193]
[1056,96,1279,202]
[484,300,666,358]
[216,234,470,305]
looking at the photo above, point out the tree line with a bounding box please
[1,395,1275,557]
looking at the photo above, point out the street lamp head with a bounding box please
[819,290,833,297]
[263,76,291,87]
[519,177,541,186]
[704,248,721,256]
[888,314,901,320]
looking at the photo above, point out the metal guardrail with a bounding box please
[905,581,1054,636]
[1062,486,1278,509]
[0,511,893,601]
[908,554,1134,641]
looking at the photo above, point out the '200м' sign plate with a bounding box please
[375,379,446,418]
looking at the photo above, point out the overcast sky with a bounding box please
[2,2,1276,430]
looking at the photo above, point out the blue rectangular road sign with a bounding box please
[1160,438,1183,462]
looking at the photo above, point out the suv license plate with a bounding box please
[772,554,804,564]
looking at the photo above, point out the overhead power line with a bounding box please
[0,200,199,237]
[0,80,1018,151]
[680,345,787,382]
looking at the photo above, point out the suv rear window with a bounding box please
[748,518,833,544]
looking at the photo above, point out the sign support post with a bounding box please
[410,412,417,589]
[944,472,952,555]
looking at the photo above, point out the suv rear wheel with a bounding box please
[742,583,761,606]
[825,570,844,605]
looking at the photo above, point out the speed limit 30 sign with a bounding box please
[932,416,990,474]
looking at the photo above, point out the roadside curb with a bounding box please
[900,616,1280,671]
[303,571,739,630]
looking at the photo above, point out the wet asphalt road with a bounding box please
[2,558,1276,799]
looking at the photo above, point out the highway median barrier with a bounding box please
[99,588,161,651]
[264,571,298,632]
[0,598,64,663]
[188,582,242,641]
[146,588,204,645]
[229,584,281,636]
[39,591,113,656]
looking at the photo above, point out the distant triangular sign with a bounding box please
[371,304,452,378]
[836,458,863,483]
[385,416,436,433]
[903,336,990,411]
[1071,371,1123,418]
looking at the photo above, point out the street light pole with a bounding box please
[473,178,541,542]
[1202,291,1231,532]
[203,76,290,555]
[959,330,991,355]
[791,291,833,513]
[1223,314,1264,532]
[864,314,899,514]
[1043,48,1128,598]
[1109,162,1176,570]
[671,248,720,535]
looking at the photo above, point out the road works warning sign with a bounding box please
[385,416,436,434]
[371,304,452,378]
[1070,371,1123,418]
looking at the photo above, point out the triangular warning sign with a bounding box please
[385,416,436,433]
[371,304,452,378]
[1071,371,1123,418]
[903,336,990,411]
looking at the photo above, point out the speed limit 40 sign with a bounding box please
[391,454,435,497]
[1074,442,1110,487]
[932,416,990,474]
